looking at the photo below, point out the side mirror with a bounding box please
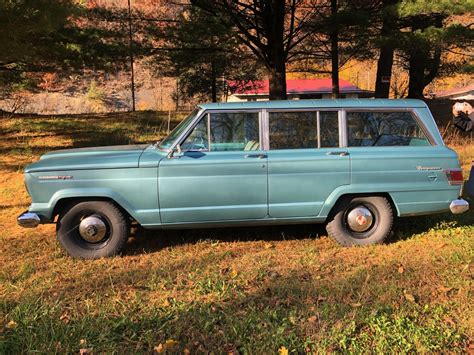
[167,144,182,159]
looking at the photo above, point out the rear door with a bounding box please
[266,110,350,218]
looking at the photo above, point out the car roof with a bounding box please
[198,99,427,110]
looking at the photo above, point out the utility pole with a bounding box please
[127,0,136,111]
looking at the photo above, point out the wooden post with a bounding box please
[167,110,171,134]
[127,0,136,112]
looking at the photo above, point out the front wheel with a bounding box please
[326,196,393,246]
[56,201,130,259]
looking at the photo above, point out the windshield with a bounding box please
[158,109,200,150]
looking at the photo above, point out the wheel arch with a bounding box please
[325,192,399,221]
[52,196,135,223]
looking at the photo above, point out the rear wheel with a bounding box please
[56,201,130,259]
[326,196,393,246]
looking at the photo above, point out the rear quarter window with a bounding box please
[347,111,431,147]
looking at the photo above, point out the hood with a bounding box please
[25,144,150,173]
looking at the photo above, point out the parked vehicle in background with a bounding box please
[18,99,469,259]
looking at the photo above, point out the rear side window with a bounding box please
[269,111,317,149]
[347,111,430,147]
[269,110,339,149]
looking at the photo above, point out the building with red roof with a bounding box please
[227,78,373,101]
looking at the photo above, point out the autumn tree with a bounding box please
[190,0,316,100]
[296,0,374,97]
[373,0,473,98]
[0,0,132,95]
[163,7,262,102]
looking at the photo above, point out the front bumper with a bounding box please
[449,199,469,214]
[17,211,41,228]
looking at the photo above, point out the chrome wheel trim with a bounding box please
[79,215,107,243]
[346,206,374,233]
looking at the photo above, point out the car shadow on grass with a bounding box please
[124,210,473,256]
[124,223,329,256]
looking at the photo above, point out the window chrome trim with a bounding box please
[339,110,347,148]
[316,111,321,149]
[267,109,342,150]
[173,109,265,152]
[262,109,269,150]
[168,106,437,152]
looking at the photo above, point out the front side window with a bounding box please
[159,109,199,149]
[181,112,260,151]
[347,111,430,147]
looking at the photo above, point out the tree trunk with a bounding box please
[374,0,398,98]
[268,0,287,100]
[374,46,394,98]
[407,15,443,99]
[330,0,340,98]
[268,57,287,100]
[407,51,425,98]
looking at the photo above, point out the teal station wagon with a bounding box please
[18,99,469,259]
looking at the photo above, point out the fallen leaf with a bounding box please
[230,269,238,278]
[59,312,70,324]
[264,243,275,249]
[6,320,17,329]
[439,286,454,295]
[279,346,289,355]
[154,339,179,353]
[403,290,416,303]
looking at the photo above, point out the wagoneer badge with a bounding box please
[416,166,442,171]
[38,175,73,180]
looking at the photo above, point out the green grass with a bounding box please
[0,112,473,353]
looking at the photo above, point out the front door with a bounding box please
[159,111,268,224]
[266,110,350,218]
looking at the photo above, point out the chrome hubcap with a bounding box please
[79,215,107,243]
[347,206,374,232]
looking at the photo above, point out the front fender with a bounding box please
[29,188,143,224]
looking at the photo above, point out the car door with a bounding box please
[158,110,268,224]
[266,110,350,218]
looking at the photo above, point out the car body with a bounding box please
[18,99,469,258]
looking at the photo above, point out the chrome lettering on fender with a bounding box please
[416,166,442,171]
[38,175,73,180]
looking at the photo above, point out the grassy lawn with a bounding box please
[0,112,473,353]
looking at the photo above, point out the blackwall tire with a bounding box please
[326,196,393,246]
[56,201,130,259]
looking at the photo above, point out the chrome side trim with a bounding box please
[17,212,41,228]
[449,199,469,214]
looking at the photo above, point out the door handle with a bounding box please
[244,154,267,159]
[326,151,349,156]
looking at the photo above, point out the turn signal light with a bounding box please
[445,169,464,185]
